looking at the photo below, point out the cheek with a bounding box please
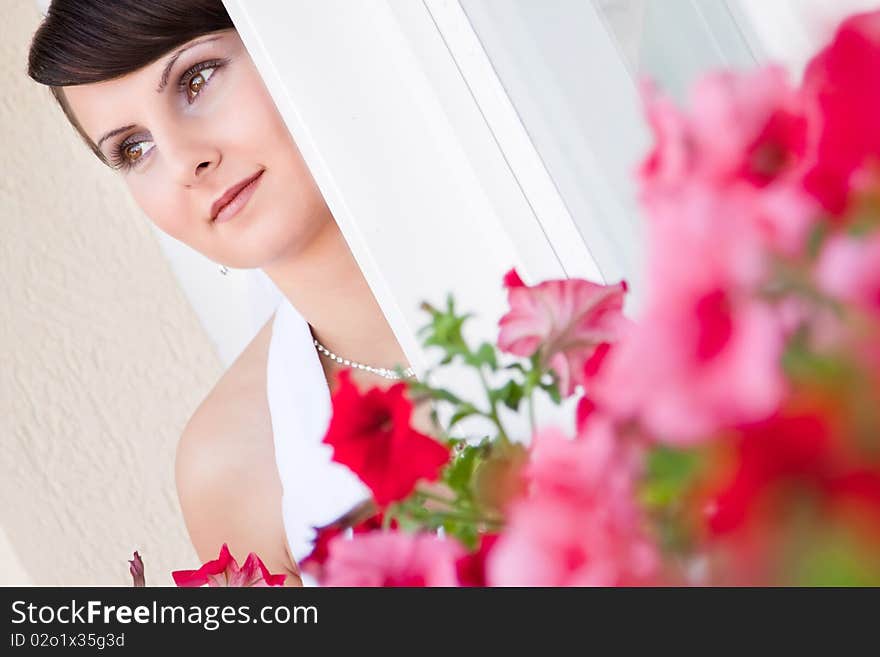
[231,63,300,159]
[129,182,190,239]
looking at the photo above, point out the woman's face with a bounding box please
[63,29,329,268]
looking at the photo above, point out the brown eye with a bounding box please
[124,143,143,162]
[188,73,205,95]
[184,66,216,102]
[113,138,154,170]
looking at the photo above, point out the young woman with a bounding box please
[29,0,431,586]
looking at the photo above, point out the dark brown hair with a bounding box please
[28,0,234,165]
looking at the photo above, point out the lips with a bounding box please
[210,169,265,221]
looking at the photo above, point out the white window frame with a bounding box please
[220,0,633,366]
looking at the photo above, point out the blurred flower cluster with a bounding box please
[162,10,880,587]
[302,10,880,587]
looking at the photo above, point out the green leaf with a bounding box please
[467,342,499,371]
[805,222,829,260]
[782,338,855,390]
[443,443,486,498]
[539,378,562,405]
[641,446,703,509]
[441,521,479,551]
[430,387,465,405]
[490,380,524,412]
[448,403,481,430]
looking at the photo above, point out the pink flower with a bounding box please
[641,67,806,192]
[641,72,816,261]
[487,496,657,587]
[801,10,880,216]
[128,551,145,587]
[815,232,880,314]
[300,512,391,581]
[497,269,628,397]
[527,426,626,502]
[487,424,657,586]
[172,544,286,587]
[576,395,597,434]
[321,531,463,587]
[595,289,786,445]
[597,188,789,446]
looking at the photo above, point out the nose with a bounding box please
[158,122,221,187]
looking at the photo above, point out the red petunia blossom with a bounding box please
[697,393,880,584]
[801,10,880,216]
[172,544,286,587]
[455,534,500,587]
[322,370,450,507]
[706,411,833,535]
[706,398,880,538]
[497,268,629,397]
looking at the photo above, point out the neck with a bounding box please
[261,219,410,381]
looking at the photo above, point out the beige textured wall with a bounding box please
[1,2,222,585]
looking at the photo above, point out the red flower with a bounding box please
[172,544,286,587]
[706,397,880,538]
[455,534,500,587]
[802,10,880,216]
[706,411,832,535]
[322,370,450,506]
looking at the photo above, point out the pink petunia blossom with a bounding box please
[172,544,286,587]
[594,286,786,445]
[590,69,821,444]
[591,192,789,444]
[641,67,807,191]
[487,424,657,586]
[815,231,880,314]
[640,72,816,263]
[128,551,145,587]
[526,426,633,506]
[487,495,657,586]
[497,269,629,397]
[321,531,463,587]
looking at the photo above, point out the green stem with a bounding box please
[528,388,537,435]
[382,504,397,531]
[477,367,510,446]
[525,357,541,434]
[426,508,503,528]
[415,489,458,508]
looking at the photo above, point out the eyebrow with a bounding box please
[155,35,222,94]
[95,35,224,151]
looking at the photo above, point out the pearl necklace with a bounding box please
[312,336,416,380]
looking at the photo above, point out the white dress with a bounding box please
[265,297,371,567]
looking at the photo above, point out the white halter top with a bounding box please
[265,298,371,565]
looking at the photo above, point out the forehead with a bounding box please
[62,32,237,147]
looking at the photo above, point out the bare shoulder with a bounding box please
[175,314,302,586]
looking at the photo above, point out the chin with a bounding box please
[222,217,321,269]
